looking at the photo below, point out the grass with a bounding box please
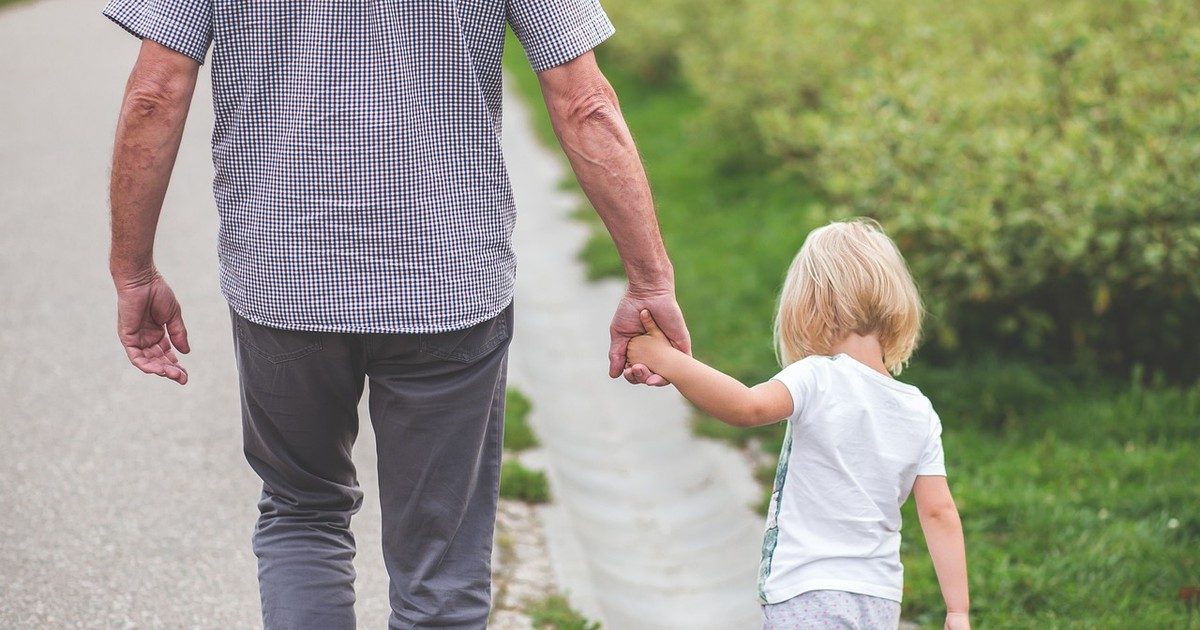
[499,459,551,504]
[504,37,1200,628]
[900,368,1200,627]
[527,594,602,630]
[505,388,539,452]
[499,386,551,503]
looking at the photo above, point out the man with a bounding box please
[103,0,689,627]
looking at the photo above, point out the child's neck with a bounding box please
[830,334,891,378]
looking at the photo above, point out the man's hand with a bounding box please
[115,271,190,385]
[538,53,684,386]
[609,288,690,386]
[945,612,971,630]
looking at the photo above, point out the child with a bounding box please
[627,219,970,630]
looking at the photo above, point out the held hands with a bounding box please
[945,612,970,630]
[115,270,190,385]
[609,288,690,386]
[625,309,680,376]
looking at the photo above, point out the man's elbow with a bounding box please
[122,68,193,121]
[552,81,621,133]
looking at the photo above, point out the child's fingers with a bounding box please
[639,309,662,336]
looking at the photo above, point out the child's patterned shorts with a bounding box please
[762,589,901,629]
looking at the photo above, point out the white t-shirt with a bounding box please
[758,354,946,605]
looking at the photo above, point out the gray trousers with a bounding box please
[230,304,512,630]
[762,590,901,630]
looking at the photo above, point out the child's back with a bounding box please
[761,354,944,605]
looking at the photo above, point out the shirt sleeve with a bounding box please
[507,0,615,72]
[102,0,214,65]
[770,359,818,424]
[917,411,947,476]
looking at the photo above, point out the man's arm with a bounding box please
[536,51,689,385]
[109,40,200,385]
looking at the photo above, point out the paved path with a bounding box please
[0,0,763,627]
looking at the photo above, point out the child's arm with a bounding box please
[626,311,793,427]
[913,476,971,630]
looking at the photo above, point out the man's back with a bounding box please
[105,0,614,333]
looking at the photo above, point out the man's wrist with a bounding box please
[626,264,675,296]
[110,260,158,289]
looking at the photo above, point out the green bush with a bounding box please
[903,357,1071,433]
[597,0,719,83]
[683,0,1200,376]
[499,460,551,504]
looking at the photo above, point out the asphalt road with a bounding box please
[0,1,391,626]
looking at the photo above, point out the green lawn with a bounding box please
[504,36,1200,628]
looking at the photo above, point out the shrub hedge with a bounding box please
[598,0,731,84]
[609,0,1200,376]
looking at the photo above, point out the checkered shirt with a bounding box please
[103,0,614,333]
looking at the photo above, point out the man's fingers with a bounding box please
[127,346,188,385]
[623,365,651,384]
[661,309,692,355]
[166,311,190,354]
[624,362,669,386]
[608,335,630,379]
[623,366,639,384]
[164,363,188,385]
[672,331,693,356]
[129,354,173,378]
[625,364,664,386]
[154,359,188,385]
[128,353,160,375]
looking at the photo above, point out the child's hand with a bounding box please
[626,310,678,373]
[944,612,970,630]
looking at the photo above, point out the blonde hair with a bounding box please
[773,218,923,375]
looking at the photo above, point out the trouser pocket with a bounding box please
[233,312,324,364]
[417,303,512,364]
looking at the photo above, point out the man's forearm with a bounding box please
[109,43,198,284]
[540,60,672,290]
